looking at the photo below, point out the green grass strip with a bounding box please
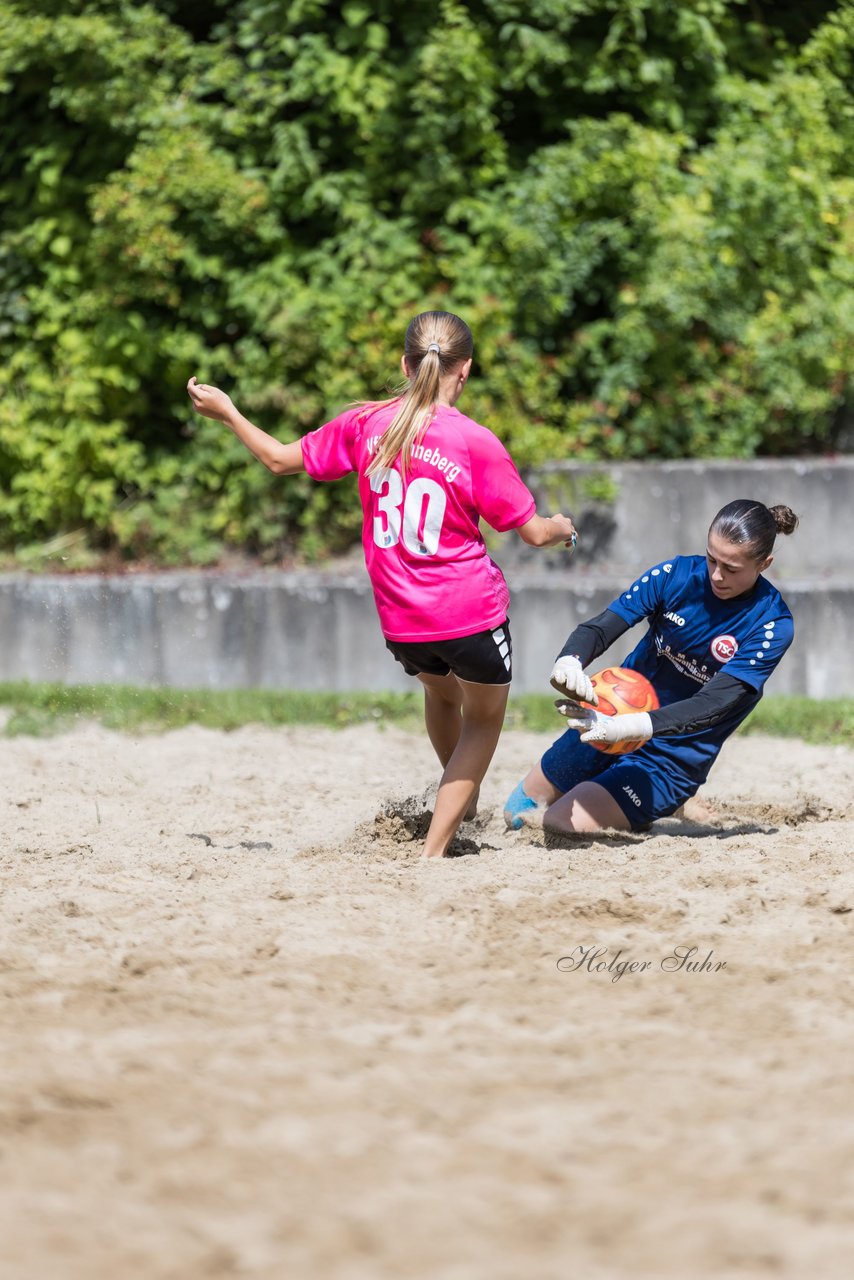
[0,681,423,736]
[733,694,854,747]
[0,681,851,747]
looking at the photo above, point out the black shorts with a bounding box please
[386,622,512,686]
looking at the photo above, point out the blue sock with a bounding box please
[504,781,538,830]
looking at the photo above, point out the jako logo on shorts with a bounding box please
[710,634,738,662]
[622,784,642,808]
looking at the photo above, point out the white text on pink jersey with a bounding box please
[365,435,462,484]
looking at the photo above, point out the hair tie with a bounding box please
[427,342,441,354]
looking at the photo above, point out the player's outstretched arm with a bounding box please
[187,377,305,476]
[556,671,756,744]
[516,512,577,549]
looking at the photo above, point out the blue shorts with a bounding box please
[540,729,703,830]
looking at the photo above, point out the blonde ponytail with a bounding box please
[366,311,473,477]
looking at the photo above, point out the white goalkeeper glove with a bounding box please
[550,655,598,706]
[555,703,653,746]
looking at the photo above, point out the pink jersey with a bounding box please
[300,401,537,641]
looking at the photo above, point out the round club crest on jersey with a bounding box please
[711,634,738,663]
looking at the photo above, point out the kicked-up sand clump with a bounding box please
[355,790,484,859]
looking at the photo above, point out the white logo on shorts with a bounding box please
[622,784,642,808]
[492,626,511,671]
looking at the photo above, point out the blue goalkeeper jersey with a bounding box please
[607,554,794,781]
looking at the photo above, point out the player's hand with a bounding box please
[187,376,237,424]
[550,513,578,550]
[555,703,653,746]
[549,655,598,706]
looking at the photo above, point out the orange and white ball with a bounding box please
[582,666,660,755]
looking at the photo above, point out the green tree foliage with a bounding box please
[0,0,851,563]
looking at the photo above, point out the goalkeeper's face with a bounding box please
[705,533,770,600]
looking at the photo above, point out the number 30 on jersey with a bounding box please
[370,468,447,557]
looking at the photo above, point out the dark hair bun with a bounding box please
[768,505,799,536]
[710,498,798,562]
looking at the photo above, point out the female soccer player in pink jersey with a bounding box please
[188,311,576,857]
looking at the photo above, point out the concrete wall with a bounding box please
[0,459,851,698]
[505,456,853,580]
[1,567,851,698]
[0,569,383,692]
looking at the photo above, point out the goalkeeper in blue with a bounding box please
[505,500,798,835]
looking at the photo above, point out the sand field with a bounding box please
[1,718,853,1278]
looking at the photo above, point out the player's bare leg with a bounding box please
[418,671,464,761]
[421,677,509,857]
[542,780,632,834]
[418,671,480,819]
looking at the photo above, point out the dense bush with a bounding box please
[0,0,851,564]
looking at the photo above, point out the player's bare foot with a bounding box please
[675,794,719,823]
